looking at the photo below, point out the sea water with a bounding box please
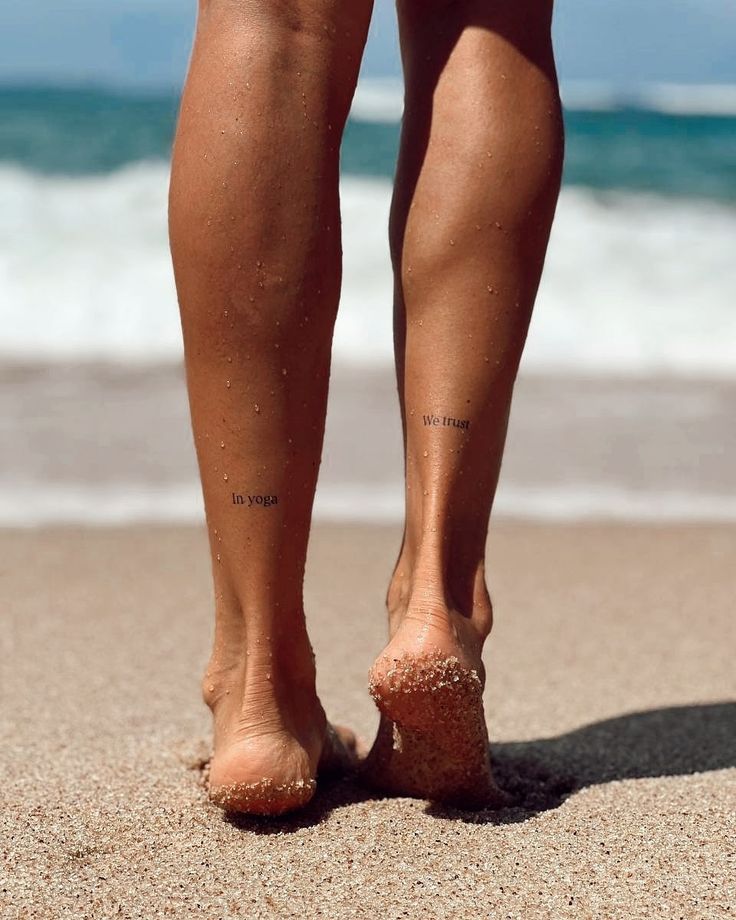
[1,83,735,524]
[1,82,735,376]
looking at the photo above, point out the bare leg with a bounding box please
[366,0,564,806]
[169,0,373,815]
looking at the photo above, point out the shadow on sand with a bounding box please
[218,702,736,833]
[430,700,736,826]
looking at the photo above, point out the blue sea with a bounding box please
[1,82,735,373]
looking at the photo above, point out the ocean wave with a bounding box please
[351,79,736,121]
[350,78,404,122]
[1,162,735,376]
[560,81,736,116]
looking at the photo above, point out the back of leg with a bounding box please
[168,0,373,815]
[364,0,564,811]
[389,0,565,609]
[169,0,374,618]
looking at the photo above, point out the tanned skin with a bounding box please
[169,0,563,814]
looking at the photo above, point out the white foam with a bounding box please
[3,482,736,526]
[351,79,736,120]
[1,164,735,376]
[561,81,736,116]
[350,78,404,122]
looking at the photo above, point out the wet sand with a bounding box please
[2,522,734,918]
[2,362,736,522]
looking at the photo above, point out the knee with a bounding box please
[195,1,370,118]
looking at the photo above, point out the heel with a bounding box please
[363,715,504,810]
[369,654,483,733]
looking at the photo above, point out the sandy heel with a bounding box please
[369,654,483,733]
[208,777,317,816]
[366,654,506,809]
[205,722,356,817]
[363,715,504,809]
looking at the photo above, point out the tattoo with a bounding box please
[422,414,471,431]
[232,493,279,507]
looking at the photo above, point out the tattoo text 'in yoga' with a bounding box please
[232,493,279,507]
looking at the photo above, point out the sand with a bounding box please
[2,521,735,919]
[3,362,736,523]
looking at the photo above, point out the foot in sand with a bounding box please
[203,647,357,816]
[365,577,506,809]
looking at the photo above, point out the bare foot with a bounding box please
[203,654,358,816]
[365,606,506,809]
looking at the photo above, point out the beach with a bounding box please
[2,520,734,918]
[2,83,735,917]
[3,362,736,524]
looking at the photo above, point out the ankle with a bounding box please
[386,550,494,638]
[202,619,318,714]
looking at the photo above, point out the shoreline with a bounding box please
[2,362,735,526]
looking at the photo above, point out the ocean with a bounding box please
[1,82,735,523]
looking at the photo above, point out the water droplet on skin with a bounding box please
[281,368,287,376]
[423,450,428,457]
[449,239,455,246]
[423,490,429,496]
[418,319,423,326]
[254,404,260,413]
[226,380,231,388]
[227,356,232,363]
[216,554,221,562]
[256,260,262,267]
[209,684,215,692]
[220,441,225,448]
[223,473,228,481]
